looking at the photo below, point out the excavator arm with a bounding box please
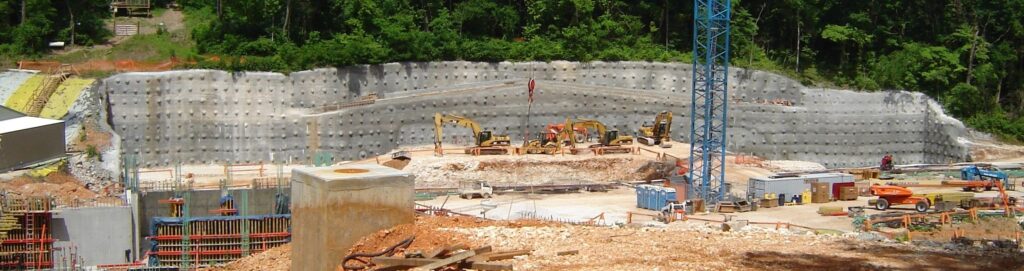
[653,111,672,140]
[571,118,607,140]
[435,113,484,145]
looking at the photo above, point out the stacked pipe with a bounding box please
[147,215,291,267]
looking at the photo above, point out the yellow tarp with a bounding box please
[39,78,95,119]
[27,160,65,178]
[3,74,45,112]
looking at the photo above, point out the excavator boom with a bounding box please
[434,113,510,155]
[638,111,672,146]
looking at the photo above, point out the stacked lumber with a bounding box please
[343,241,529,271]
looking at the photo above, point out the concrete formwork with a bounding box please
[100,62,968,168]
[290,164,414,271]
[51,207,135,267]
[135,188,283,257]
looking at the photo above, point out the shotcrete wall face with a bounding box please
[101,62,968,168]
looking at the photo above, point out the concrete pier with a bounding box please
[290,164,414,271]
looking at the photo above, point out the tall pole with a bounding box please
[21,0,26,25]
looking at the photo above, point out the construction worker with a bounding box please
[880,154,894,171]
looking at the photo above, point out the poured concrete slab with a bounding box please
[290,164,414,271]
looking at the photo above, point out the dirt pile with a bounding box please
[348,216,554,255]
[213,216,1023,270]
[0,172,111,204]
[203,243,291,271]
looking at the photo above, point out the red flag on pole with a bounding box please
[528,79,536,103]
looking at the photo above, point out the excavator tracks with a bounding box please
[465,147,509,155]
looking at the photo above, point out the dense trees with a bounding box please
[0,0,1022,141]
[0,0,110,54]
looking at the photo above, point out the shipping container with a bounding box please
[747,173,855,200]
[831,182,855,198]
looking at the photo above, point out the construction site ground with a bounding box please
[214,215,1024,271]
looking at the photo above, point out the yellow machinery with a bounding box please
[522,118,575,154]
[637,111,672,147]
[434,113,511,155]
[569,118,633,154]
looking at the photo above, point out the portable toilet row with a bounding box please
[635,185,677,210]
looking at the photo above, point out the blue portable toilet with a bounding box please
[649,186,662,210]
[639,185,648,209]
[665,187,677,207]
[656,187,666,210]
[635,185,645,208]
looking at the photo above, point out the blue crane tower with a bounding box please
[688,0,731,207]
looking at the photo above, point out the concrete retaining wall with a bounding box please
[100,61,968,168]
[52,207,135,267]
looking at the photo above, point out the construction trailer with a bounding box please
[746,173,855,202]
[0,197,55,269]
[0,105,65,172]
[147,214,291,267]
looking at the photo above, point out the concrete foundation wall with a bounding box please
[52,207,135,267]
[101,62,968,168]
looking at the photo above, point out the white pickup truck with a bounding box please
[459,181,494,199]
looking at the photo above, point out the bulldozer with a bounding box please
[637,111,672,148]
[434,113,511,155]
[568,118,634,154]
[522,118,576,154]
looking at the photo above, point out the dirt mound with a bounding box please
[203,243,291,271]
[349,216,556,256]
[1,172,107,203]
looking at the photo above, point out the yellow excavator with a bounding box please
[522,118,576,154]
[637,111,672,147]
[434,113,511,155]
[569,118,634,154]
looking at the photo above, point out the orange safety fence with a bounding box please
[734,154,764,166]
[17,57,192,74]
[224,162,266,177]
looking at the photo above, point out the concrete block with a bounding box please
[290,164,414,271]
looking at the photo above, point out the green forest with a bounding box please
[1,0,1023,142]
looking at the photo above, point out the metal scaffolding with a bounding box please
[688,0,732,206]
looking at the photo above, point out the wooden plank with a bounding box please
[556,250,578,256]
[475,250,531,261]
[424,244,468,259]
[467,261,514,271]
[410,250,476,271]
[371,257,438,267]
[472,245,493,255]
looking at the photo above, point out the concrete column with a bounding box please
[290,164,414,271]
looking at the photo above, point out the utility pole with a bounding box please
[21,0,27,25]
